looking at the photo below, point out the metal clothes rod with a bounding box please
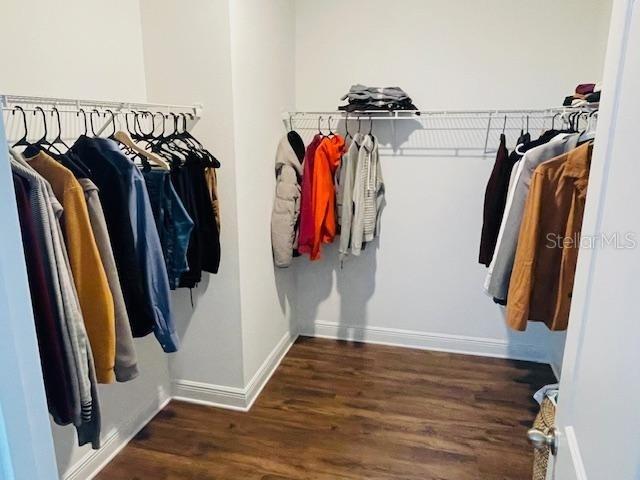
[282,106,599,155]
[282,106,597,121]
[1,94,202,114]
[1,94,203,138]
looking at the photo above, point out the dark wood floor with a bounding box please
[98,337,555,480]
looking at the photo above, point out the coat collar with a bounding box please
[562,141,593,199]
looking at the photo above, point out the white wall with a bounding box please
[0,0,147,101]
[139,0,246,389]
[229,0,297,384]
[295,0,612,111]
[0,118,58,480]
[0,2,173,478]
[292,0,613,361]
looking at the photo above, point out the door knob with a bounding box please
[527,427,558,456]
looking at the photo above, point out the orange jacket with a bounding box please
[310,135,345,260]
[507,142,592,331]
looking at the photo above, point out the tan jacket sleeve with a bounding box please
[64,185,116,383]
[506,170,544,331]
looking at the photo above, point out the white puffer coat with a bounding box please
[271,132,305,267]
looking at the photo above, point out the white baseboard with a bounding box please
[63,394,171,480]
[173,330,296,412]
[300,320,549,364]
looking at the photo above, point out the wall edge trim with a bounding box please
[63,394,171,480]
[172,330,296,412]
[300,320,550,364]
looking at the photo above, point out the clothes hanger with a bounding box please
[344,112,353,142]
[49,107,71,152]
[577,110,598,143]
[178,113,220,167]
[46,106,92,177]
[113,112,170,170]
[11,106,31,148]
[317,115,324,136]
[327,116,335,137]
[89,109,102,137]
[33,106,58,151]
[77,108,88,136]
[501,115,507,136]
[22,106,61,157]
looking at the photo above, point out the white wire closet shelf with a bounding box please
[1,94,203,139]
[282,107,598,156]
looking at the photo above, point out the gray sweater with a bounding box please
[79,178,139,382]
[351,135,385,256]
[338,133,363,259]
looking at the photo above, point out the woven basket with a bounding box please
[532,397,556,480]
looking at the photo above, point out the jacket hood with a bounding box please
[275,131,304,177]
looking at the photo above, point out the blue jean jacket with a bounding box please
[143,169,194,290]
[93,139,180,353]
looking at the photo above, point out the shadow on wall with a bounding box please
[274,266,299,340]
[276,240,379,340]
[171,274,211,340]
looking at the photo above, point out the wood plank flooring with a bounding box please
[97,337,555,480]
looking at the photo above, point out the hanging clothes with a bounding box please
[506,142,593,331]
[478,133,516,266]
[10,149,99,448]
[94,137,180,352]
[170,152,221,287]
[12,172,76,425]
[204,165,221,232]
[72,136,156,339]
[78,178,139,382]
[297,134,323,257]
[143,169,194,289]
[351,134,384,256]
[337,132,363,260]
[26,150,117,384]
[307,134,345,260]
[485,133,580,302]
[72,136,179,352]
[271,131,305,267]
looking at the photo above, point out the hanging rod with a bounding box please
[282,106,597,121]
[1,94,204,137]
[1,94,202,116]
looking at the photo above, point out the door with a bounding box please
[0,110,58,479]
[545,1,640,478]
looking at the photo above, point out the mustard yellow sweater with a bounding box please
[29,151,116,383]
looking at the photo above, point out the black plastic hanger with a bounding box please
[104,109,117,137]
[77,108,88,136]
[33,107,54,148]
[22,106,61,158]
[49,107,71,151]
[11,106,30,148]
[344,112,352,142]
[89,109,102,137]
[46,107,92,177]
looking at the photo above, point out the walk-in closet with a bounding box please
[2,1,639,479]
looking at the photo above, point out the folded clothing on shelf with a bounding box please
[338,84,419,112]
[563,82,602,107]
